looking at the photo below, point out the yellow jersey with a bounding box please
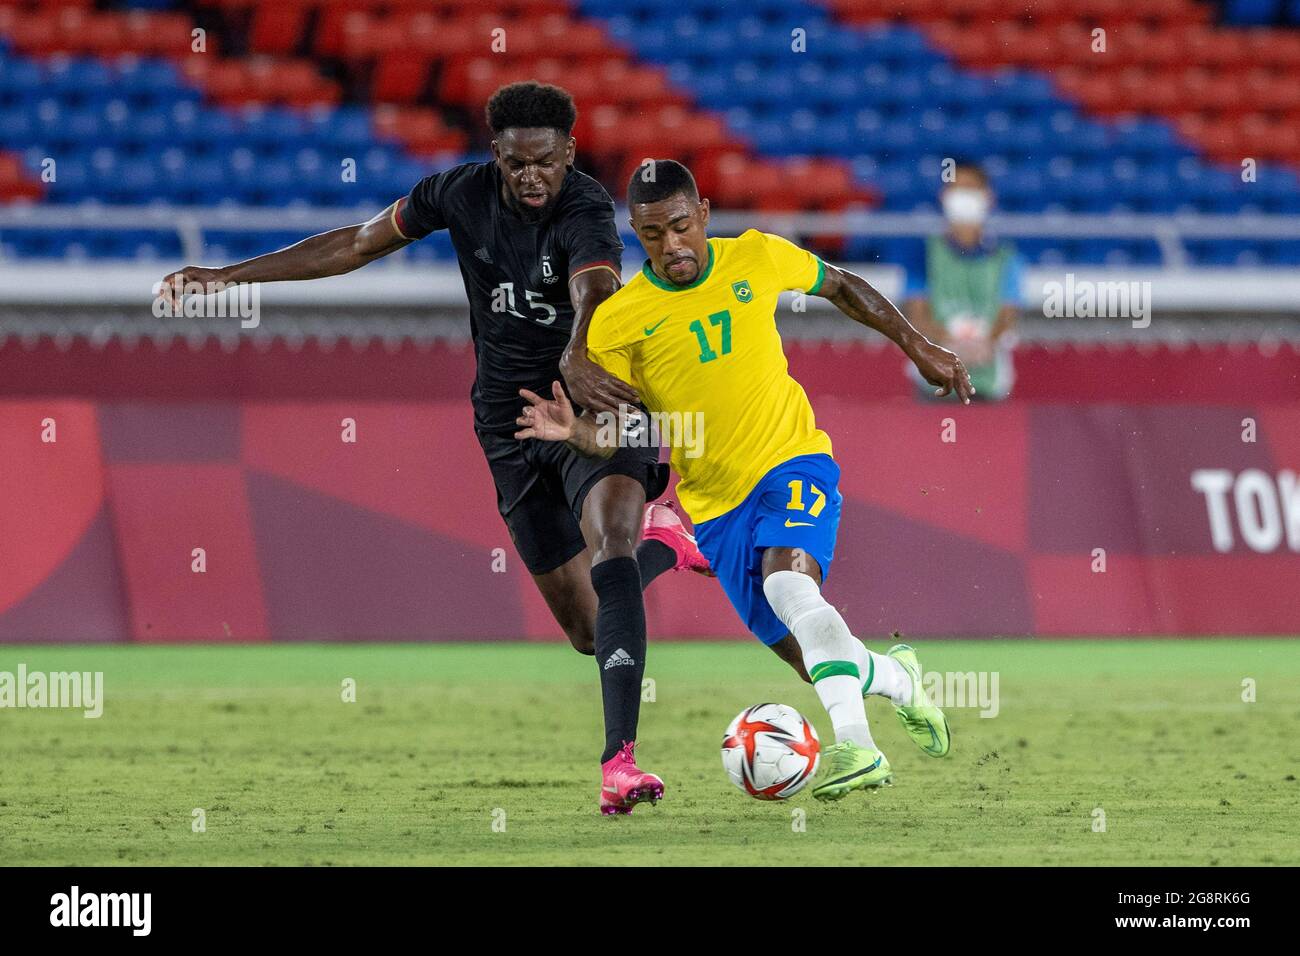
[587,229,833,523]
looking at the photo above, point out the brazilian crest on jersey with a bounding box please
[587,229,831,523]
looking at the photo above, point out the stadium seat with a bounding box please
[1,0,1298,265]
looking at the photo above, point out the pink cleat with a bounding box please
[642,502,714,576]
[599,741,665,816]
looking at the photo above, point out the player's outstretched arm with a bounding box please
[155,201,412,310]
[559,268,640,414]
[514,382,617,460]
[817,263,975,404]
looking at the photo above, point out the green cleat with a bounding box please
[887,643,951,757]
[811,741,892,801]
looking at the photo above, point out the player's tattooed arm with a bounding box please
[816,263,975,404]
[515,382,617,460]
[560,268,640,414]
[155,202,411,309]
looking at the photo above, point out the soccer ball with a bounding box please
[721,703,821,800]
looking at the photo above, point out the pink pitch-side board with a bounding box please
[1,340,1297,641]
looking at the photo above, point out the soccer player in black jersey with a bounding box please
[158,83,708,815]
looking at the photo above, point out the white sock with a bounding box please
[848,643,912,706]
[814,675,876,750]
[762,570,874,749]
[829,632,914,706]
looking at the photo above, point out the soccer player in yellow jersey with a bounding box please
[517,161,970,799]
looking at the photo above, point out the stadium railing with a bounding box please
[1,208,1298,335]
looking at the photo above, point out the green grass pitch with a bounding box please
[1,640,1296,866]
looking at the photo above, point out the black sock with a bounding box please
[591,556,647,763]
[635,538,676,590]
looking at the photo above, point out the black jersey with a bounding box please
[394,162,624,434]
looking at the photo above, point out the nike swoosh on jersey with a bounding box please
[643,316,669,336]
[784,519,814,527]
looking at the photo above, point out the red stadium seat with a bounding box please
[786,159,855,208]
[1243,69,1300,112]
[196,59,254,104]
[1039,24,1092,69]
[1181,29,1250,70]
[373,106,468,157]
[0,152,43,204]
[1187,117,1250,163]
[1158,0,1213,24]
[848,0,949,25]
[313,5,356,57]
[1115,68,1182,114]
[1053,70,1123,113]
[532,15,611,58]
[591,105,678,159]
[705,153,787,210]
[411,19,482,57]
[82,14,132,57]
[266,60,340,107]
[945,0,1009,20]
[339,17,410,59]
[1111,24,1184,68]
[594,61,682,108]
[371,54,432,105]
[991,23,1062,70]
[1242,30,1300,68]
[923,23,996,66]
[1181,69,1246,116]
[908,0,1300,185]
[1019,0,1073,21]
[126,13,196,57]
[312,0,391,55]
[1083,0,1145,26]
[250,2,310,56]
[659,112,730,154]
[1240,115,1300,160]
[6,10,59,55]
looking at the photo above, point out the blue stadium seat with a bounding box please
[1222,0,1283,24]
[0,108,33,145]
[597,0,1300,262]
[42,59,117,106]
[1267,240,1300,263]
[1,3,1296,264]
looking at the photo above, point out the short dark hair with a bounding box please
[949,158,989,187]
[627,159,698,206]
[485,82,577,136]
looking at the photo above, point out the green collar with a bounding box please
[641,240,715,291]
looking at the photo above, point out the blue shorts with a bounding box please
[694,454,843,646]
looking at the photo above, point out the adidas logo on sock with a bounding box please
[603,648,635,670]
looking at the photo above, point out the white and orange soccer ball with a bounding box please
[721,703,821,800]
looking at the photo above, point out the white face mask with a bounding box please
[942,187,990,225]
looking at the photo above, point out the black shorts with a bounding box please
[477,429,669,575]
